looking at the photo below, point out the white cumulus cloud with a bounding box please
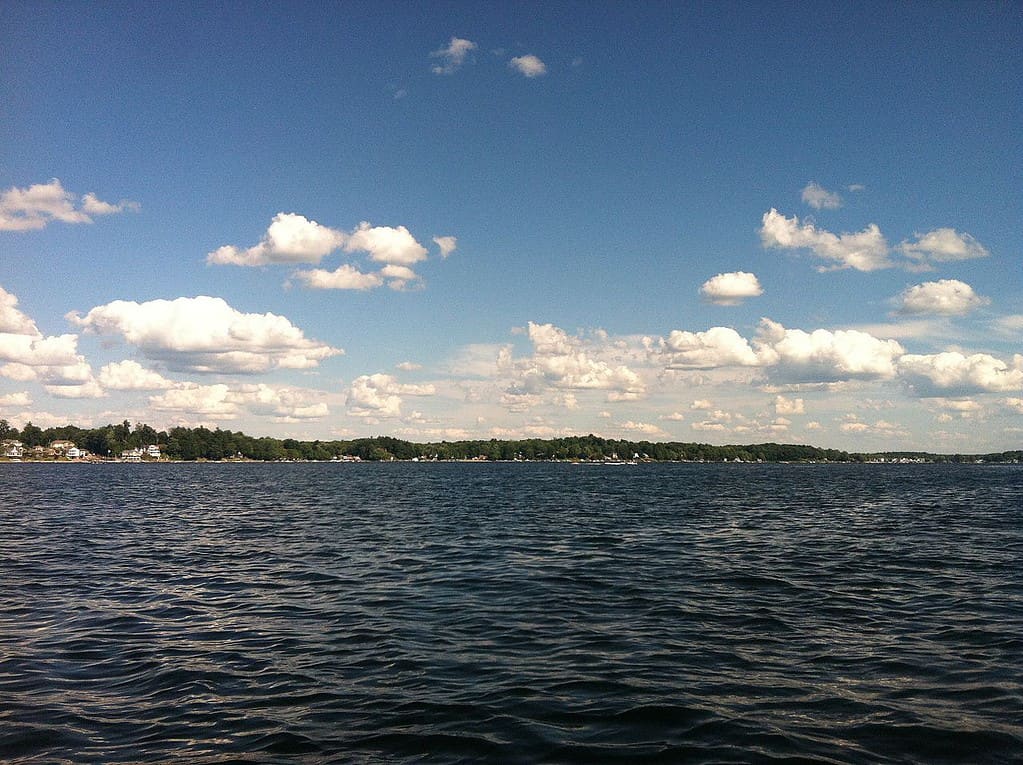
[760,208,892,271]
[234,383,329,421]
[0,332,95,387]
[0,286,40,335]
[0,333,80,368]
[899,228,990,266]
[774,395,805,415]
[895,279,990,316]
[347,373,436,418]
[754,319,905,381]
[290,264,384,291]
[345,222,428,266]
[210,217,434,292]
[380,264,421,290]
[839,418,907,437]
[0,391,32,407]
[519,322,645,400]
[619,421,668,438]
[149,382,329,421]
[761,209,991,273]
[509,54,547,77]
[98,360,175,390]
[69,296,341,374]
[898,352,1023,395]
[207,212,346,266]
[659,327,759,369]
[44,380,105,399]
[656,319,915,386]
[528,322,579,357]
[0,299,101,398]
[150,384,239,419]
[0,179,138,232]
[700,271,764,305]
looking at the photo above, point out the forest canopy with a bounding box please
[0,419,1019,464]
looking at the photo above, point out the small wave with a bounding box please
[0,462,1020,763]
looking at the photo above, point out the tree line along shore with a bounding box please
[1,419,1020,464]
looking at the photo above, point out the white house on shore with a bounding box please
[118,445,161,462]
[2,440,24,458]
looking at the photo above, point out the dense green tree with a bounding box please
[104,431,125,457]
[19,421,44,447]
[133,422,160,447]
[114,419,131,445]
[252,437,286,461]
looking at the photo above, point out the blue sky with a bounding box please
[1,1,1021,451]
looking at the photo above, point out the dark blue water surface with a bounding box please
[1,462,1020,763]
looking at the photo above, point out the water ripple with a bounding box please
[1,462,1020,763]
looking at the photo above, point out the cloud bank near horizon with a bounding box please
[1,178,1016,449]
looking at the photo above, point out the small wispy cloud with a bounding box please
[991,315,1023,336]
[431,37,477,75]
[433,235,457,258]
[801,181,843,210]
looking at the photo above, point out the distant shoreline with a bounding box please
[2,456,1020,466]
[3,424,1019,465]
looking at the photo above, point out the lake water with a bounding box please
[1,462,1020,763]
